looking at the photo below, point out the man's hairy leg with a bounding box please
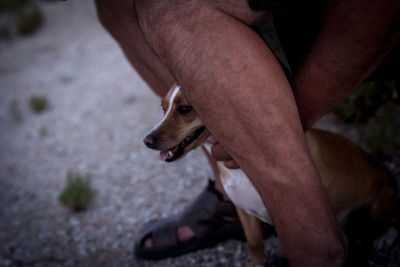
[95,0,233,248]
[95,0,174,96]
[136,1,346,266]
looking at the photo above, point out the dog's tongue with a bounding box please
[159,145,180,161]
[159,150,169,161]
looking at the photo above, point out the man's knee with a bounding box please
[95,0,136,31]
[135,0,202,37]
[136,0,264,36]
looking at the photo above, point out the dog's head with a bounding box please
[143,84,210,162]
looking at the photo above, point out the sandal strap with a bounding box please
[135,214,180,248]
[178,180,237,238]
[151,217,180,247]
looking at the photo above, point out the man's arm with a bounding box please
[211,0,400,168]
[294,0,400,130]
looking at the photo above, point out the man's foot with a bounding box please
[134,179,275,260]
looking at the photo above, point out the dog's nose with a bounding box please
[143,134,158,149]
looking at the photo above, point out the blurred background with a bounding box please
[0,0,399,266]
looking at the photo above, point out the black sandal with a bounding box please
[134,180,275,260]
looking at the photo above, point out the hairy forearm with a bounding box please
[293,0,400,130]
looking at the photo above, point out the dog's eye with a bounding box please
[177,105,192,115]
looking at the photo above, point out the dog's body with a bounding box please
[144,84,398,266]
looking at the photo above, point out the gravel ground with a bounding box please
[0,1,399,267]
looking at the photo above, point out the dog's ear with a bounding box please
[161,98,169,113]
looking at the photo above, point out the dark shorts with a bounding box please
[249,0,399,84]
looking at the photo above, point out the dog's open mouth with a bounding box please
[160,127,206,162]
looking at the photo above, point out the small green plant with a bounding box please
[358,103,400,156]
[333,80,399,156]
[16,4,42,35]
[59,172,93,212]
[333,80,397,123]
[28,95,48,113]
[0,0,43,38]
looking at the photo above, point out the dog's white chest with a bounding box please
[202,144,271,223]
[219,163,272,224]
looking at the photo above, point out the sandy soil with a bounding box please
[0,1,252,266]
[0,1,399,267]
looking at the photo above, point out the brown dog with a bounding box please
[144,84,398,266]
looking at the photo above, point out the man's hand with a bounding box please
[207,136,240,169]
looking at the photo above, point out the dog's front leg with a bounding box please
[236,206,265,266]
